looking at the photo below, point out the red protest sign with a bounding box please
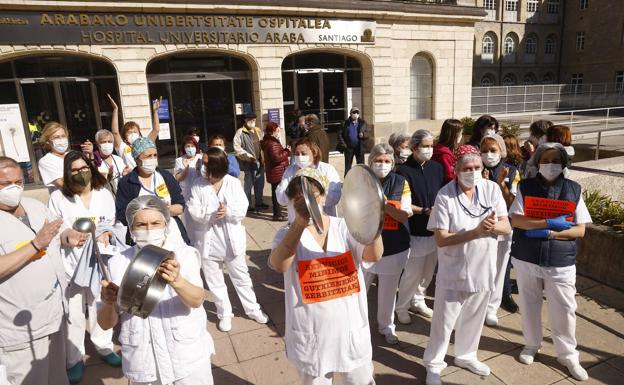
[524,196,576,222]
[297,251,360,304]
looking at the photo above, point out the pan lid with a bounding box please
[342,165,385,245]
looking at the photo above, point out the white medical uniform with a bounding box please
[395,235,437,315]
[98,154,125,194]
[423,179,508,374]
[276,162,342,223]
[37,152,65,194]
[105,240,214,385]
[48,188,117,367]
[272,217,375,385]
[173,154,202,228]
[509,189,592,362]
[363,181,412,335]
[487,232,512,318]
[187,174,262,320]
[117,142,137,170]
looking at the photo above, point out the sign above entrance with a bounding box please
[0,11,376,45]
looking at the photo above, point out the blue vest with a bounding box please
[485,161,517,192]
[510,176,581,267]
[381,172,411,257]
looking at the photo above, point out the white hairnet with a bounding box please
[388,132,410,149]
[524,142,570,178]
[480,133,507,159]
[368,143,395,168]
[409,129,434,149]
[454,153,483,174]
[125,195,170,230]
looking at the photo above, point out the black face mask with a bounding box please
[71,170,92,188]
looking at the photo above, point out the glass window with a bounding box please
[482,35,495,54]
[580,0,589,10]
[410,54,433,120]
[481,74,495,87]
[616,71,624,93]
[0,62,14,80]
[505,0,518,11]
[547,0,560,14]
[0,81,17,104]
[485,0,496,10]
[525,37,537,54]
[524,73,537,85]
[15,56,91,78]
[545,37,556,54]
[571,73,584,87]
[503,73,517,86]
[504,36,516,54]
[543,73,554,84]
[576,32,585,51]
[527,0,538,12]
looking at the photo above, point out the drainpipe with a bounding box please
[556,0,567,83]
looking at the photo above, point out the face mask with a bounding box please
[418,148,433,161]
[51,138,69,153]
[350,113,359,120]
[484,129,496,137]
[140,158,158,174]
[399,148,412,161]
[99,142,114,156]
[481,152,501,168]
[132,228,166,249]
[0,184,23,207]
[71,170,92,188]
[294,155,311,168]
[193,135,200,143]
[372,162,392,178]
[539,163,563,181]
[458,170,482,189]
[185,147,196,157]
[127,132,140,145]
[245,120,256,129]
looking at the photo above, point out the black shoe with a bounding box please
[501,295,519,313]
[257,203,269,210]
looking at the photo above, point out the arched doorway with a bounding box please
[281,52,362,147]
[147,52,254,164]
[0,53,120,183]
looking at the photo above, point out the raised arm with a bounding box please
[147,96,161,143]
[107,94,123,150]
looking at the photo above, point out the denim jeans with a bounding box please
[243,165,265,207]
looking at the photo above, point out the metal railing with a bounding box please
[472,83,624,116]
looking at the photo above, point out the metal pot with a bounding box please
[342,165,385,245]
[117,244,174,318]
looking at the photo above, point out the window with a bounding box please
[524,73,537,85]
[485,0,496,10]
[482,35,494,54]
[576,32,585,51]
[543,72,554,84]
[571,73,584,91]
[505,0,518,11]
[547,0,560,14]
[504,36,516,55]
[410,54,433,120]
[503,73,517,86]
[525,37,537,54]
[481,74,495,87]
[527,0,539,12]
[580,0,589,10]
[616,71,624,93]
[545,37,555,54]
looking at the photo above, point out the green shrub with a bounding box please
[501,123,521,136]
[460,117,475,136]
[583,190,624,232]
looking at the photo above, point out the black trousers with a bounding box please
[271,182,282,216]
[344,146,364,175]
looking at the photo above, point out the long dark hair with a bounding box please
[61,150,107,197]
[469,114,499,145]
[437,119,464,150]
[203,146,229,180]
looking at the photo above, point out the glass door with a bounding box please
[296,72,321,118]
[60,81,98,148]
[322,72,346,147]
[20,82,60,163]
[202,80,234,142]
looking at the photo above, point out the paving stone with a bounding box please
[80,362,125,385]
[212,336,239,367]
[485,347,565,385]
[531,336,601,378]
[569,362,624,384]
[368,345,428,385]
[441,368,507,385]
[574,318,624,361]
[575,275,600,293]
[212,363,252,385]
[479,324,521,360]
[261,296,286,325]
[230,325,285,361]
[605,355,624,374]
[240,351,299,385]
[492,311,551,346]
[582,284,624,312]
[575,294,624,339]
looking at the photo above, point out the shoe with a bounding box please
[257,203,269,210]
[249,310,269,324]
[218,317,233,332]
[454,358,490,376]
[485,313,498,326]
[425,371,442,385]
[247,207,255,215]
[410,302,434,318]
[101,352,122,367]
[557,358,588,381]
[396,312,412,325]
[501,295,519,313]
[518,347,539,365]
[383,332,399,345]
[67,361,85,384]
[272,214,286,222]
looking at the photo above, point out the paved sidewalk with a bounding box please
[83,156,624,385]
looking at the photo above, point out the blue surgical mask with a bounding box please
[185,147,196,157]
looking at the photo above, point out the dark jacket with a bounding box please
[485,161,518,193]
[396,157,445,237]
[115,167,190,245]
[305,126,330,163]
[511,175,581,267]
[261,134,291,184]
[380,172,411,256]
[337,117,369,153]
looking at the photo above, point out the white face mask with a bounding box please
[99,143,114,156]
[481,152,501,168]
[372,162,392,178]
[539,163,563,181]
[127,132,140,145]
[245,120,256,129]
[484,129,496,137]
[51,138,69,153]
[294,155,311,168]
[140,158,158,174]
[185,147,196,157]
[350,113,359,120]
[458,170,483,189]
[418,148,433,161]
[132,228,166,249]
[399,148,412,161]
[0,184,23,207]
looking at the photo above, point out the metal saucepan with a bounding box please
[342,165,385,244]
[301,176,324,234]
[73,218,111,282]
[117,245,174,318]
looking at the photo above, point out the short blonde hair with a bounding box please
[39,122,68,151]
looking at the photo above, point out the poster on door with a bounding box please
[0,104,30,163]
[158,122,172,140]
[347,87,362,115]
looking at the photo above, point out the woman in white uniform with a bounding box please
[423,145,511,385]
[362,144,412,345]
[509,143,590,381]
[94,129,129,194]
[37,122,70,194]
[270,167,383,385]
[98,196,215,385]
[47,150,121,383]
[187,147,267,332]
[276,137,341,223]
[174,135,202,229]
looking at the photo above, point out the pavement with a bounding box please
[73,156,624,385]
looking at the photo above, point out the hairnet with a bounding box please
[368,143,395,168]
[125,195,170,230]
[480,133,507,159]
[527,142,570,170]
[409,129,434,149]
[388,132,410,149]
[131,137,156,159]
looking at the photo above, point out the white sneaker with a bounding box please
[454,358,490,376]
[249,310,269,324]
[383,332,399,345]
[518,347,539,365]
[485,313,498,326]
[218,317,232,332]
[396,312,412,325]
[557,358,588,381]
[425,371,442,385]
[410,302,434,318]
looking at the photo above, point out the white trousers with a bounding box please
[512,258,579,362]
[201,255,261,319]
[423,288,491,374]
[66,284,114,367]
[487,239,512,316]
[299,362,375,385]
[364,271,402,335]
[130,359,214,385]
[396,249,437,314]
